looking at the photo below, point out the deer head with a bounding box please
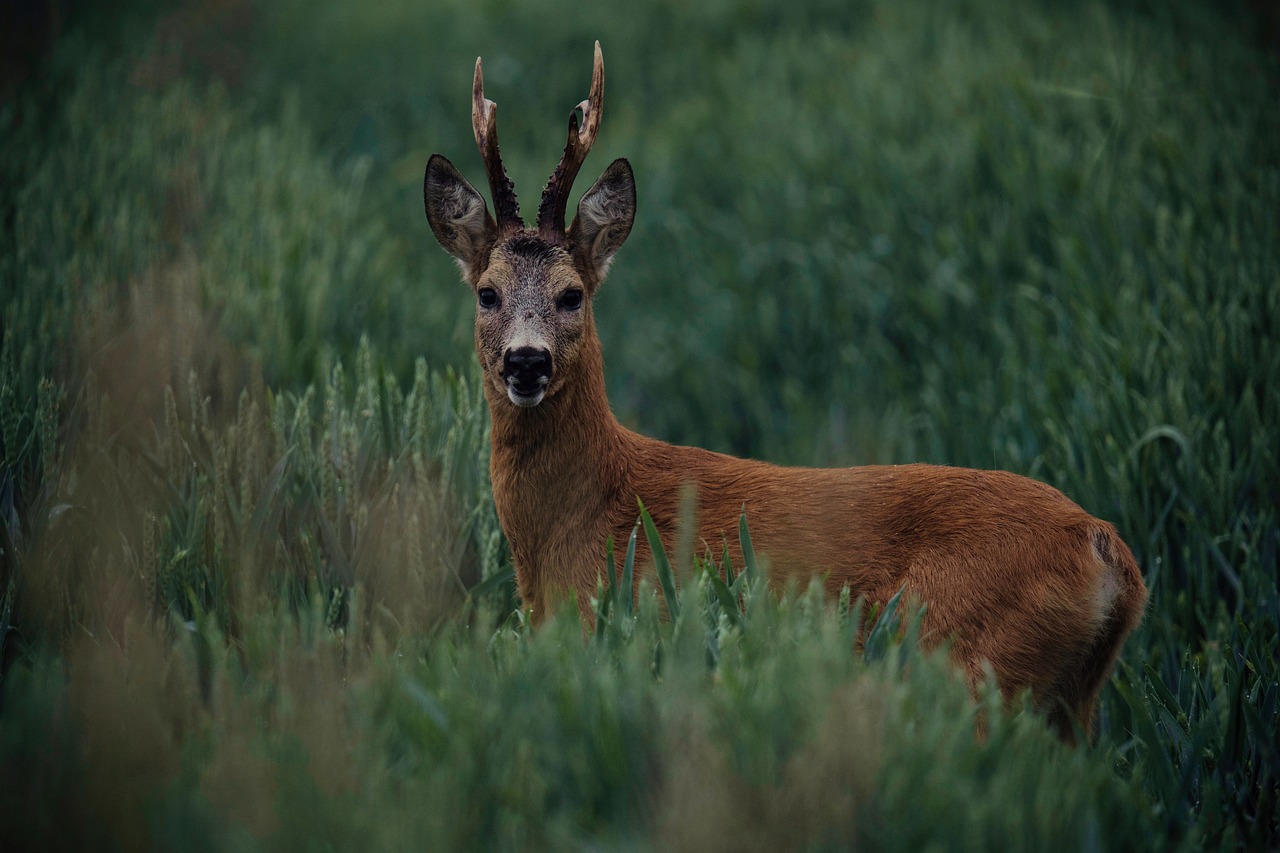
[424,42,636,408]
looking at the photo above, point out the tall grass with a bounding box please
[1,0,1277,848]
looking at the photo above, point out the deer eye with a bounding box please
[477,287,499,309]
[558,289,583,311]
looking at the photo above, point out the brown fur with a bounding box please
[481,329,1147,737]
[423,47,1147,739]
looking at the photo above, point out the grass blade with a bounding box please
[864,586,905,664]
[622,521,638,618]
[639,500,680,622]
[595,537,617,640]
[738,506,758,589]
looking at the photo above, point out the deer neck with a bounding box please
[486,332,627,525]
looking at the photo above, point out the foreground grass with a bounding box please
[2,0,1278,848]
[3,557,1157,850]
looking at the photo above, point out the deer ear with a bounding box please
[568,158,635,282]
[424,154,496,273]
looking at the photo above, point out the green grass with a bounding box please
[1,0,1277,848]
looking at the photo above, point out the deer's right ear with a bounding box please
[568,158,636,284]
[424,154,496,271]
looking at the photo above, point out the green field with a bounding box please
[2,0,1277,848]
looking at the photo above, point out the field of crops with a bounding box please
[1,0,1277,848]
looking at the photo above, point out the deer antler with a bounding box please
[473,56,522,231]
[537,41,604,241]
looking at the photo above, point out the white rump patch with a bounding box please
[1089,530,1122,628]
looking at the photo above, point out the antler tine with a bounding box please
[537,41,605,240]
[472,56,522,230]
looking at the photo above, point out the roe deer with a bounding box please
[423,42,1147,739]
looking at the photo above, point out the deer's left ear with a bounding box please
[568,158,635,283]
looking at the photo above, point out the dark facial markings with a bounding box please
[504,234,563,263]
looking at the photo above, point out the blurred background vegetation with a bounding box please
[1,0,1277,848]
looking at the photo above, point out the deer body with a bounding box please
[425,43,1146,737]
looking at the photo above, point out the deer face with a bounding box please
[470,234,588,408]
[424,156,635,408]
[423,44,634,409]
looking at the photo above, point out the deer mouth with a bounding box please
[505,376,548,407]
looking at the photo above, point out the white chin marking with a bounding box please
[507,387,545,408]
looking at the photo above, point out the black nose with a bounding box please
[503,347,552,389]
